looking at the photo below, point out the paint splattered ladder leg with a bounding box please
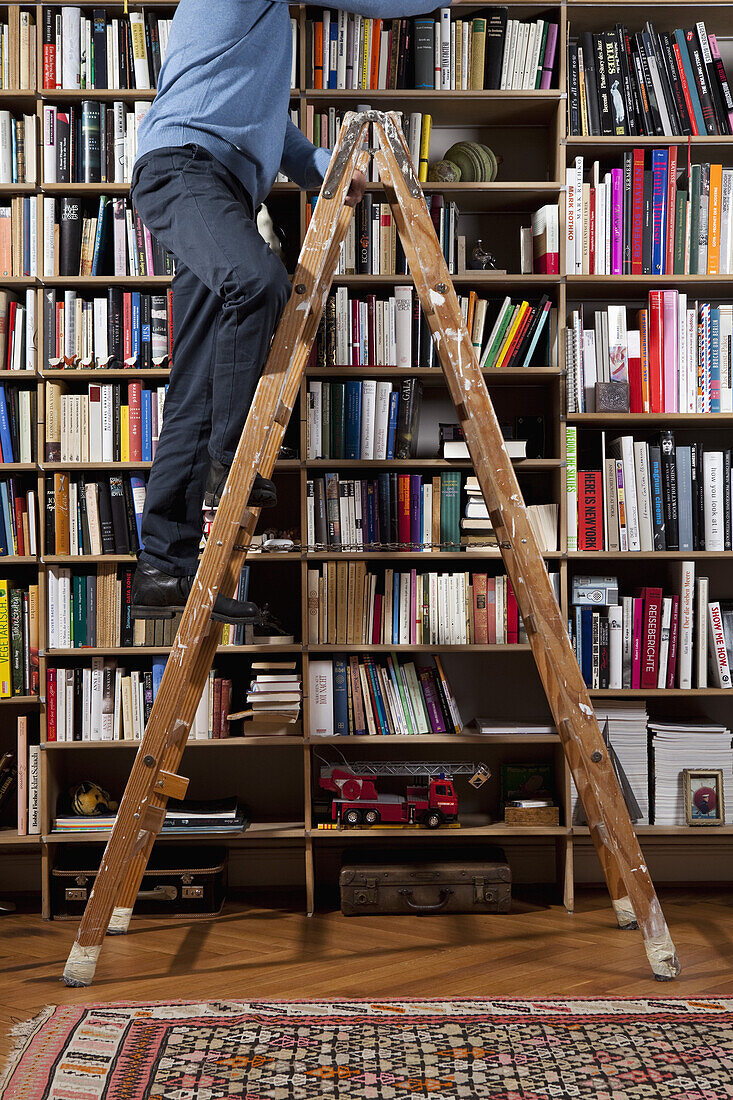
[372,113,679,981]
[62,121,369,986]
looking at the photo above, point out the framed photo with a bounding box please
[683,769,725,827]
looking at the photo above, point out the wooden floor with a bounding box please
[2,887,733,1055]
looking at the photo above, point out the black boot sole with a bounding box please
[132,598,262,626]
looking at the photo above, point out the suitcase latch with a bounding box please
[473,877,496,903]
[66,887,87,901]
[182,885,204,899]
[353,876,377,906]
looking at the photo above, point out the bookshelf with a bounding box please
[2,0,733,920]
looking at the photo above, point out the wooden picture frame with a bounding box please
[683,769,725,827]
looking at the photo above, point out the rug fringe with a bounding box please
[0,1006,56,1097]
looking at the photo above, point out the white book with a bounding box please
[43,196,55,276]
[634,441,654,552]
[440,9,451,89]
[657,597,672,689]
[25,288,35,371]
[309,659,334,736]
[306,481,315,549]
[574,157,583,274]
[91,657,103,743]
[394,284,412,367]
[608,604,622,689]
[708,600,732,688]
[703,451,724,550]
[373,381,391,459]
[68,480,78,554]
[422,482,432,549]
[130,670,142,740]
[43,106,56,184]
[54,669,66,743]
[696,575,710,688]
[677,560,695,689]
[193,680,208,739]
[81,667,91,740]
[499,19,514,88]
[581,328,597,411]
[408,112,421,173]
[23,114,36,185]
[359,379,377,459]
[93,297,108,365]
[564,167,576,275]
[88,383,102,461]
[307,380,322,459]
[335,286,349,365]
[128,12,151,90]
[606,304,628,383]
[27,745,40,834]
[610,436,640,551]
[61,6,81,89]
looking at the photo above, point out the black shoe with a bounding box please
[203,460,277,516]
[131,561,262,625]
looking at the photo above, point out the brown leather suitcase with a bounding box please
[339,848,511,916]
[51,845,227,920]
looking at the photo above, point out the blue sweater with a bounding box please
[136,0,443,207]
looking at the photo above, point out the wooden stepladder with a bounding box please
[63,112,681,986]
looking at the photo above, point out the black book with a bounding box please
[112,383,121,461]
[484,7,508,91]
[652,30,681,135]
[629,41,654,135]
[6,387,19,457]
[78,475,91,555]
[567,40,580,136]
[69,104,78,182]
[642,170,653,274]
[397,18,410,89]
[81,100,101,183]
[649,444,666,551]
[305,19,313,85]
[92,10,107,89]
[659,430,679,550]
[724,450,732,552]
[143,670,154,724]
[356,193,371,274]
[410,295,421,368]
[614,25,637,135]
[635,33,664,135]
[696,443,705,550]
[126,18,136,90]
[685,28,718,135]
[146,12,162,86]
[121,475,139,551]
[140,294,152,369]
[412,17,434,89]
[109,476,129,554]
[395,378,422,458]
[73,668,83,739]
[593,33,612,135]
[313,476,327,547]
[44,474,55,554]
[143,13,155,87]
[97,480,116,553]
[107,287,123,366]
[420,306,433,368]
[599,615,610,689]
[429,664,454,732]
[377,472,390,547]
[604,32,625,135]
[59,196,82,276]
[55,109,69,182]
[696,22,729,135]
[580,32,601,135]
[659,30,693,135]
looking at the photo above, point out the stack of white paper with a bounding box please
[650,721,733,826]
[573,702,649,825]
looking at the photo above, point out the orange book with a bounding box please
[54,472,69,555]
[473,573,488,644]
[708,163,723,275]
[466,290,477,340]
[495,301,529,369]
[314,22,324,89]
[369,18,382,90]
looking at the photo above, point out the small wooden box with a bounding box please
[504,805,560,826]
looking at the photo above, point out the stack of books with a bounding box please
[330,191,459,276]
[190,668,235,739]
[43,100,151,184]
[571,702,649,824]
[43,289,173,371]
[0,579,39,697]
[0,289,37,371]
[570,430,732,553]
[161,797,248,834]
[0,199,37,278]
[0,384,35,463]
[565,151,733,276]
[229,662,302,731]
[304,9,557,91]
[650,720,732,825]
[306,378,420,461]
[0,112,36,183]
[462,477,558,554]
[46,657,166,741]
[478,294,553,370]
[0,8,36,91]
[43,195,174,278]
[0,479,37,556]
[309,654,463,737]
[44,472,146,556]
[48,381,167,463]
[569,570,733,691]
[567,21,733,138]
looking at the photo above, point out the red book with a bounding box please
[220,679,232,738]
[673,42,699,136]
[166,288,174,363]
[314,22,324,88]
[640,586,663,689]
[127,381,142,460]
[123,292,132,364]
[367,294,376,365]
[372,593,382,644]
[43,44,55,90]
[212,676,222,738]
[506,580,519,644]
[6,300,16,368]
[13,496,25,556]
[504,305,535,368]
[666,594,680,689]
[46,668,57,741]
[647,291,665,413]
[631,148,645,274]
[628,335,643,414]
[665,145,677,276]
[397,474,410,547]
[578,471,603,550]
[589,188,596,274]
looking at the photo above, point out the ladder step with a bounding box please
[154,771,190,800]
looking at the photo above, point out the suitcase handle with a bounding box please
[398,888,454,913]
[136,885,178,902]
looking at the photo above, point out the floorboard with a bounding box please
[2,887,733,1056]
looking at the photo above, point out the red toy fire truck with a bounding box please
[319,760,490,828]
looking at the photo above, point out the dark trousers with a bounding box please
[130,144,291,576]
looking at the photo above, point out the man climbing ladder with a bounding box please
[63,111,681,988]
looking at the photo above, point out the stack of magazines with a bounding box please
[53,797,248,835]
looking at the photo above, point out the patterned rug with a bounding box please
[3,998,733,1099]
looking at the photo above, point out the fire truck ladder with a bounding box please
[63,111,681,986]
[322,762,485,780]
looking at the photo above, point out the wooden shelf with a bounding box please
[568,413,733,424]
[309,733,560,744]
[0,695,40,706]
[42,369,171,380]
[42,735,304,748]
[574,825,733,836]
[569,551,733,559]
[305,366,562,383]
[306,643,532,653]
[304,458,561,469]
[589,688,733,697]
[0,831,41,846]
[334,273,561,287]
[305,89,562,125]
